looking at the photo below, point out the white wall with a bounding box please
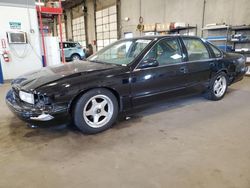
[0,5,42,80]
[44,36,61,66]
[120,0,250,37]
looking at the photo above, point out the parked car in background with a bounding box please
[6,36,247,134]
[60,42,85,61]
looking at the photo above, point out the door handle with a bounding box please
[179,66,188,73]
[209,62,215,67]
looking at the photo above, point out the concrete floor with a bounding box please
[0,78,250,188]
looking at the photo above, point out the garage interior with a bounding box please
[0,0,250,187]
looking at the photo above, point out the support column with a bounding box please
[53,17,58,36]
[86,0,97,52]
[66,9,73,41]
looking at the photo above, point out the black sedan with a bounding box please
[6,36,247,134]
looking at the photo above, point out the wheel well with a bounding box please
[210,69,228,79]
[68,87,121,115]
[219,69,228,74]
[71,53,80,58]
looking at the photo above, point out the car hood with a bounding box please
[11,60,120,91]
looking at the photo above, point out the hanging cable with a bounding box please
[9,44,30,59]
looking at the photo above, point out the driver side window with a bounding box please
[142,38,183,67]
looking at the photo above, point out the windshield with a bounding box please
[89,39,152,65]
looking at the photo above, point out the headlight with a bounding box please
[238,56,246,64]
[19,91,34,104]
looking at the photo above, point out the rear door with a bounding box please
[131,37,189,106]
[181,37,215,86]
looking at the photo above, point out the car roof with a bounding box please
[122,35,201,41]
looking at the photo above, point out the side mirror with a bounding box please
[139,58,159,69]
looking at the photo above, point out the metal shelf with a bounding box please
[231,25,250,67]
[202,24,231,52]
[232,50,250,54]
[231,25,250,31]
[202,25,230,30]
[206,38,227,41]
[168,24,197,36]
[169,26,196,33]
[142,24,197,36]
[231,40,250,44]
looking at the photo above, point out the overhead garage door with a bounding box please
[96,5,118,51]
[72,16,86,48]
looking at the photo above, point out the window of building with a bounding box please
[72,16,86,47]
[95,5,118,51]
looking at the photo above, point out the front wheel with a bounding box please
[71,54,81,61]
[205,72,228,101]
[73,88,118,134]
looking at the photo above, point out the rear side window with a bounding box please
[183,38,210,61]
[60,43,78,49]
[208,43,222,58]
[60,43,70,48]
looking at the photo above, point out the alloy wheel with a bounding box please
[213,75,227,98]
[72,55,80,61]
[83,95,114,128]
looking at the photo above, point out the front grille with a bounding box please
[35,93,53,109]
[11,86,52,111]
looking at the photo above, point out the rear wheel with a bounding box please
[245,66,250,76]
[73,88,118,134]
[205,72,228,101]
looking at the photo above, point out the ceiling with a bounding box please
[61,0,85,9]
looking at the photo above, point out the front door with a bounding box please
[62,43,71,58]
[131,37,189,106]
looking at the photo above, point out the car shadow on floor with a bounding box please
[6,87,238,139]
[1,87,241,160]
[111,87,238,130]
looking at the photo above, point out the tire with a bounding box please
[205,72,228,101]
[245,66,250,76]
[71,54,81,61]
[73,88,119,134]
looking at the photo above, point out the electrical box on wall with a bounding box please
[6,31,27,44]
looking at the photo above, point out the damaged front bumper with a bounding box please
[6,89,71,126]
[30,113,54,121]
